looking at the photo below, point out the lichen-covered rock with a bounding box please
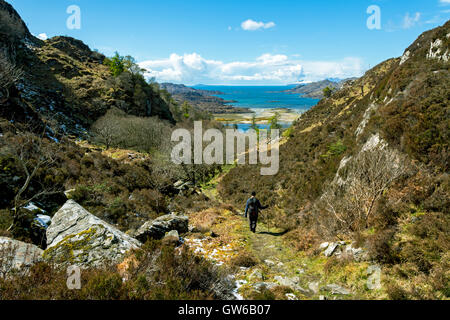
[133,214,188,243]
[322,284,351,295]
[253,282,277,291]
[162,230,180,246]
[0,237,43,277]
[44,200,140,268]
[323,242,340,257]
[308,281,320,294]
[274,276,310,295]
[342,244,369,262]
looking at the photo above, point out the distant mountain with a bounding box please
[285,78,357,99]
[160,83,251,114]
[160,83,223,96]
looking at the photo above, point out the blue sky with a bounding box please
[8,0,450,85]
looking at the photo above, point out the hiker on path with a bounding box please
[244,192,268,233]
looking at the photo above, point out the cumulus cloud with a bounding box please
[36,33,48,40]
[139,53,363,85]
[241,19,276,31]
[440,0,450,4]
[402,12,421,29]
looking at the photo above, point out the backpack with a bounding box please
[248,198,258,218]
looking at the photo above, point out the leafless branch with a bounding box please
[0,52,23,104]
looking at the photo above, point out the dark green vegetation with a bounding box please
[0,0,221,253]
[219,21,449,299]
[0,240,232,300]
[0,0,448,300]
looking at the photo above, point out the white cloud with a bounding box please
[36,33,48,40]
[139,53,363,85]
[402,12,421,29]
[440,0,450,4]
[241,19,276,31]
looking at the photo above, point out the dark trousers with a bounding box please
[249,215,258,233]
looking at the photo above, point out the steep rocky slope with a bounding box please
[285,78,356,99]
[0,0,174,136]
[219,21,449,299]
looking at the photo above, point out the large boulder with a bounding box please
[162,230,180,246]
[133,214,189,243]
[274,276,310,295]
[0,237,43,277]
[320,241,369,262]
[44,200,140,268]
[322,284,351,295]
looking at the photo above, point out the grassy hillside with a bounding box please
[219,21,449,299]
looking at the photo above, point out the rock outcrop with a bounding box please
[0,0,174,137]
[162,230,180,246]
[0,237,43,277]
[133,214,189,243]
[44,200,140,268]
[319,242,369,262]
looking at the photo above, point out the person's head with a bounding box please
[251,191,256,197]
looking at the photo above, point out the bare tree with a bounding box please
[0,124,63,231]
[316,145,408,236]
[91,111,123,149]
[0,52,23,104]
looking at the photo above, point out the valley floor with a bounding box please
[183,171,387,300]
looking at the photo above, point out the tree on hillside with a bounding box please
[123,55,146,77]
[0,124,64,231]
[269,112,282,131]
[316,146,408,236]
[104,52,146,77]
[323,86,333,98]
[250,114,258,131]
[91,110,123,149]
[182,101,191,119]
[0,52,23,104]
[105,52,125,77]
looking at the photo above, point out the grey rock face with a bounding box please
[274,276,309,294]
[324,242,340,257]
[133,214,189,243]
[366,265,382,290]
[249,269,263,281]
[308,281,320,294]
[253,282,277,291]
[343,244,369,262]
[319,242,329,249]
[162,230,180,245]
[44,200,140,268]
[0,237,43,277]
[264,259,276,266]
[323,284,351,295]
[320,241,368,261]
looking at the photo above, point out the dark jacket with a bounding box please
[245,197,268,218]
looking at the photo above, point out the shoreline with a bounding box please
[214,108,303,125]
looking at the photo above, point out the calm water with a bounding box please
[193,85,319,112]
[193,85,319,131]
